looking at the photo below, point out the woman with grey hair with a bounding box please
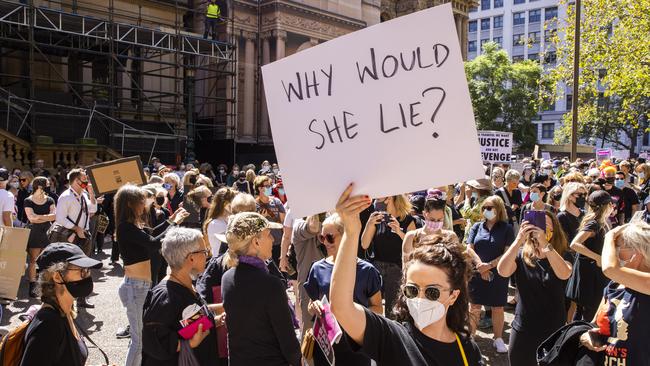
[578,221,650,365]
[221,212,301,365]
[142,227,224,366]
[19,243,102,365]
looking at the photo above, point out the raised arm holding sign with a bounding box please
[262,4,484,217]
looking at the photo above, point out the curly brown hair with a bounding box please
[393,241,473,337]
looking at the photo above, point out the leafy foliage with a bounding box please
[465,42,549,150]
[549,0,650,154]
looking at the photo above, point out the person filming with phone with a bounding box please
[361,195,416,318]
[497,211,573,366]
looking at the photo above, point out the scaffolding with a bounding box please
[0,0,237,163]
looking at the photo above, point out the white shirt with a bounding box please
[206,217,228,256]
[0,188,15,226]
[55,188,97,230]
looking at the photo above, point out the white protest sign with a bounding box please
[262,3,484,217]
[541,152,552,160]
[596,148,612,163]
[478,131,513,163]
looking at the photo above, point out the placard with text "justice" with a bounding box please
[262,3,484,218]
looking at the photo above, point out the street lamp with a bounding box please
[570,0,581,162]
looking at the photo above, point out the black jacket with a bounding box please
[20,306,85,366]
[537,321,603,366]
[222,262,300,366]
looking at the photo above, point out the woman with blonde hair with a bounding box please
[557,182,587,242]
[362,194,416,318]
[203,187,239,256]
[466,195,514,354]
[497,212,573,366]
[634,163,650,202]
[220,212,300,365]
[566,190,613,321]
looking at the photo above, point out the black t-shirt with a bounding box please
[24,196,55,216]
[512,251,572,332]
[581,220,606,255]
[356,307,484,366]
[142,280,220,366]
[595,282,650,366]
[371,214,414,265]
[620,187,639,221]
[557,210,584,243]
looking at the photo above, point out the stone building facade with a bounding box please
[225,0,476,161]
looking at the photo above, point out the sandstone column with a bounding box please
[275,30,287,61]
[243,32,256,138]
[260,33,272,139]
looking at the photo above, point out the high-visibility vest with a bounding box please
[207,3,220,18]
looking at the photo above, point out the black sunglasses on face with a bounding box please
[483,206,494,211]
[402,284,448,301]
[318,233,336,244]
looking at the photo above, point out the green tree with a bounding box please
[465,42,549,150]
[549,0,650,156]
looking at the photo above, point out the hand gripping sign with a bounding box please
[262,3,484,217]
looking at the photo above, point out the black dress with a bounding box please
[557,210,584,243]
[566,220,610,320]
[509,251,572,366]
[24,196,55,249]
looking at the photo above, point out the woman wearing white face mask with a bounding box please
[519,183,555,224]
[460,178,493,242]
[402,196,458,265]
[578,220,650,366]
[466,195,514,354]
[330,184,484,366]
[633,163,650,202]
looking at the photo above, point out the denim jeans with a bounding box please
[118,277,151,366]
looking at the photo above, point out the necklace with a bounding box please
[169,273,195,294]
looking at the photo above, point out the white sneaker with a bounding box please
[494,338,508,353]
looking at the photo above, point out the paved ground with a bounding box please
[1,246,514,366]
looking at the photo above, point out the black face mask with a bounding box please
[552,194,562,201]
[58,275,93,298]
[575,196,587,209]
[156,196,165,206]
[189,176,197,185]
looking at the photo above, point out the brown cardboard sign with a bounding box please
[0,227,30,300]
[87,156,147,195]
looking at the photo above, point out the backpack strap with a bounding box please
[73,319,109,365]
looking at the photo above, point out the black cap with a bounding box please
[0,168,8,182]
[36,243,102,270]
[588,190,612,207]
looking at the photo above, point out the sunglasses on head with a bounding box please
[318,233,336,244]
[402,284,448,301]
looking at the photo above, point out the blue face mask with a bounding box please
[530,192,541,202]
[615,179,625,189]
[163,183,172,190]
[278,188,285,196]
[264,187,273,197]
[483,209,496,221]
[471,192,478,200]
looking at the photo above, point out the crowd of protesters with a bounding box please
[0,154,649,366]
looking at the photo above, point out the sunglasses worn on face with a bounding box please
[483,206,494,211]
[65,268,91,278]
[19,178,26,182]
[318,233,336,244]
[402,284,449,301]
